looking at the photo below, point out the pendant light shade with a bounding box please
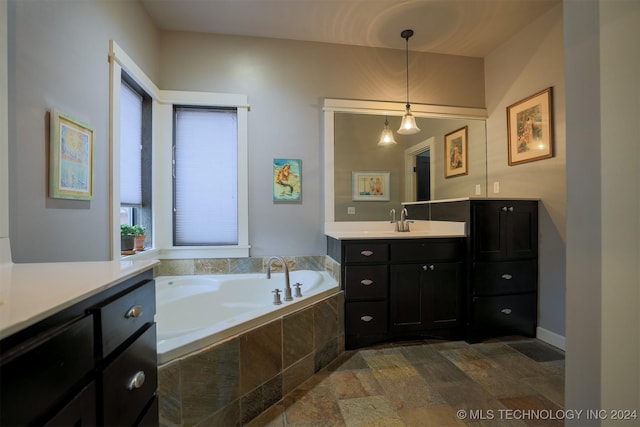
[397,29,421,135]
[378,116,397,145]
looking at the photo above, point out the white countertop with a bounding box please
[0,259,159,340]
[324,220,466,240]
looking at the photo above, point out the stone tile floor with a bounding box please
[247,337,564,427]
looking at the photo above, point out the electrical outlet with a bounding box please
[493,182,500,193]
[347,206,356,215]
[475,184,481,195]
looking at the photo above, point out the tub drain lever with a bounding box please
[272,289,282,305]
[294,282,303,298]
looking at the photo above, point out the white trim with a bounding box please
[109,41,250,259]
[109,40,160,99]
[537,326,566,351]
[404,137,435,201]
[323,98,487,119]
[323,98,486,223]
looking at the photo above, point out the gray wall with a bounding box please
[157,31,485,256]
[8,0,159,262]
[484,4,566,339]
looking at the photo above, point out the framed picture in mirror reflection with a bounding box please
[352,171,390,201]
[444,126,468,178]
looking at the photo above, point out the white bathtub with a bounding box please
[155,270,339,364]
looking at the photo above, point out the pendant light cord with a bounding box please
[405,35,410,108]
[401,29,414,109]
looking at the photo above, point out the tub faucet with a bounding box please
[267,256,292,301]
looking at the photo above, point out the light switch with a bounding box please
[475,184,481,195]
[493,182,500,193]
[347,206,356,215]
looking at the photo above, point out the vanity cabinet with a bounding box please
[425,198,539,342]
[0,269,158,426]
[469,200,538,342]
[328,237,464,349]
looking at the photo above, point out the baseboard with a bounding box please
[536,326,566,351]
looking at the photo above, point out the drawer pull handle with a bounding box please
[360,315,373,322]
[127,371,146,390]
[501,274,513,280]
[360,279,373,286]
[422,265,435,271]
[501,308,512,315]
[360,250,374,257]
[125,305,144,319]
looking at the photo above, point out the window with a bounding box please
[120,75,152,247]
[109,41,249,259]
[173,107,238,245]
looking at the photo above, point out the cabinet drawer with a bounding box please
[102,324,157,427]
[344,243,388,263]
[473,261,537,295]
[0,315,94,426]
[345,301,388,334]
[344,265,388,300]
[472,294,536,336]
[390,239,462,262]
[96,279,155,358]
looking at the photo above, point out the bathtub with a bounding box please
[155,269,339,364]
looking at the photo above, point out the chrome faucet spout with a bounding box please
[267,256,292,301]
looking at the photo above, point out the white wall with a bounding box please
[565,0,640,422]
[484,4,566,341]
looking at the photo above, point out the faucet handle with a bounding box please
[272,289,282,305]
[294,282,303,298]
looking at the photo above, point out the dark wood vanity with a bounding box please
[0,264,158,426]
[328,198,539,349]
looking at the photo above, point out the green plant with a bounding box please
[120,224,136,236]
[132,225,146,236]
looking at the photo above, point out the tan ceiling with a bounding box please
[141,0,560,58]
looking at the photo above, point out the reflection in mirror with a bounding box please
[324,99,487,223]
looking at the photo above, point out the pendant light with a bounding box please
[378,116,397,145]
[398,29,421,135]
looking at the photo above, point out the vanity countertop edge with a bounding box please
[0,259,159,340]
[325,220,467,240]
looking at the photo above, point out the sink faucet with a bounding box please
[397,208,412,232]
[266,256,292,301]
[390,208,398,231]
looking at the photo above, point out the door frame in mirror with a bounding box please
[323,98,487,224]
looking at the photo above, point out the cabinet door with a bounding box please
[390,262,463,332]
[472,201,537,260]
[423,262,463,329]
[390,264,424,331]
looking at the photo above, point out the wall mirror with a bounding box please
[323,99,488,223]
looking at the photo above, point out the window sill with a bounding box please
[120,246,250,260]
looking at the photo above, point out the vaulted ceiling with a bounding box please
[141,0,560,58]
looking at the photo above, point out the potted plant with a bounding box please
[120,224,136,254]
[132,225,146,251]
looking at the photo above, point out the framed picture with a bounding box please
[352,171,390,201]
[507,87,554,165]
[444,126,468,178]
[49,109,95,200]
[273,158,302,202]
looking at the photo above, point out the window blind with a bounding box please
[174,108,238,245]
[120,82,142,205]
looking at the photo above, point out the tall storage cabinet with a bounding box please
[469,200,539,342]
[425,198,539,343]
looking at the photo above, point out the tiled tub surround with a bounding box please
[155,255,344,426]
[158,292,345,426]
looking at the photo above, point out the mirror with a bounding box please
[323,99,487,223]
